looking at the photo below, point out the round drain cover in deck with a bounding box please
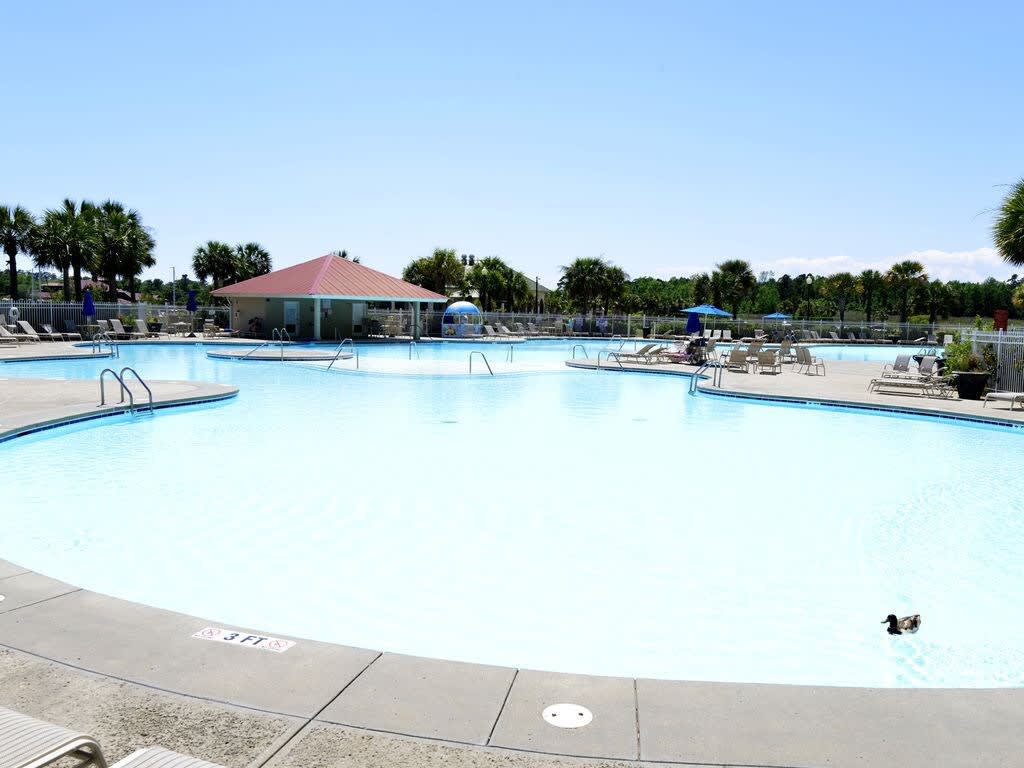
[542,703,592,728]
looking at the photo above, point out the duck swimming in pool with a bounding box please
[883,614,921,635]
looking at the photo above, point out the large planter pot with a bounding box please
[953,371,988,400]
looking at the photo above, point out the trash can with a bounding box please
[642,323,651,339]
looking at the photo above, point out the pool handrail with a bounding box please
[469,350,493,375]
[570,344,589,359]
[327,338,358,371]
[409,341,420,360]
[98,368,133,409]
[119,366,154,413]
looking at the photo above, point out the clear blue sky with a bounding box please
[4,1,1023,288]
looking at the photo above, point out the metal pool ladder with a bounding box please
[688,360,723,393]
[570,344,589,359]
[91,332,119,358]
[327,338,358,370]
[98,367,153,413]
[408,341,420,360]
[469,351,493,375]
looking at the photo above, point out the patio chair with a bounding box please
[983,391,1024,410]
[942,334,954,345]
[756,350,782,375]
[754,328,767,340]
[725,348,748,372]
[44,323,79,341]
[721,329,733,342]
[107,318,142,339]
[847,332,860,343]
[483,324,498,337]
[927,334,938,345]
[0,325,37,343]
[743,340,764,365]
[497,323,517,336]
[16,321,44,342]
[0,704,108,768]
[795,345,826,375]
[880,354,913,379]
[702,329,713,340]
[112,746,226,768]
[828,331,841,341]
[777,339,797,364]
[809,330,821,340]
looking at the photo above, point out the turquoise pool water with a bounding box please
[2,341,1021,687]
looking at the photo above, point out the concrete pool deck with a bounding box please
[566,356,1024,426]
[0,376,238,442]
[0,559,1020,768]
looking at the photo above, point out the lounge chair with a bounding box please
[0,705,108,768]
[702,329,713,340]
[16,321,44,342]
[847,332,860,343]
[880,354,913,378]
[721,329,733,342]
[754,328,767,340]
[109,318,143,339]
[756,350,781,375]
[927,334,938,345]
[943,334,954,345]
[794,346,825,375]
[0,325,37,343]
[809,330,822,340]
[63,319,84,338]
[828,331,841,342]
[497,323,517,337]
[983,391,1024,410]
[21,321,62,341]
[134,319,164,338]
[608,343,659,364]
[44,323,80,341]
[483,324,498,337]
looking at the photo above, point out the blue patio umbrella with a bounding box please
[680,304,730,317]
[762,312,792,320]
[82,289,96,318]
[684,311,702,334]
[186,290,198,312]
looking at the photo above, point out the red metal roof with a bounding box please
[212,254,448,302]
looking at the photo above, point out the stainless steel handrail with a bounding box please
[409,341,420,360]
[570,344,588,359]
[505,344,514,363]
[119,366,154,412]
[327,338,357,371]
[597,350,624,369]
[99,368,132,409]
[91,331,119,357]
[469,351,493,375]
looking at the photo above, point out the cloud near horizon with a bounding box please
[651,247,1015,284]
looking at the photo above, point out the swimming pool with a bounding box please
[2,341,1021,688]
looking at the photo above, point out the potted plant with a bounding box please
[943,339,989,399]
[146,314,162,333]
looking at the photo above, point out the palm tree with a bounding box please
[89,201,154,301]
[857,269,885,322]
[0,205,35,299]
[466,257,509,311]
[823,272,856,334]
[924,279,947,324]
[885,260,927,323]
[559,257,608,314]
[193,241,237,289]
[714,259,756,319]
[29,210,73,298]
[401,248,464,296]
[235,242,272,281]
[599,265,628,313]
[692,273,711,305]
[995,179,1024,266]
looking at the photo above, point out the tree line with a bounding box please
[1,200,154,302]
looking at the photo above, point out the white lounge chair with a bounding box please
[44,323,80,341]
[983,392,1024,410]
[756,350,781,375]
[16,321,44,342]
[725,348,748,372]
[108,318,142,339]
[483,324,498,337]
[0,325,37,344]
[497,323,517,337]
[20,321,61,341]
[721,329,733,342]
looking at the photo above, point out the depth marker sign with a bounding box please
[192,627,296,653]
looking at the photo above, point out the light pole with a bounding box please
[805,274,813,325]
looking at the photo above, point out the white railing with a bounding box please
[0,299,230,336]
[971,330,1024,392]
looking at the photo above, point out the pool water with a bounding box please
[2,341,1021,687]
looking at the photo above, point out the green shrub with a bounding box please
[945,339,983,372]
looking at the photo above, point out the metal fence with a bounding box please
[971,330,1024,392]
[0,299,231,335]
[366,307,982,342]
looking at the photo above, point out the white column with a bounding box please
[314,298,321,340]
[413,302,421,340]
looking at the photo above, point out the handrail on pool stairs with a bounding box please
[91,331,119,358]
[469,350,493,375]
[506,343,514,363]
[570,343,589,359]
[327,338,358,371]
[597,349,625,368]
[409,341,420,360]
[119,367,154,413]
[688,360,723,393]
[98,368,135,412]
